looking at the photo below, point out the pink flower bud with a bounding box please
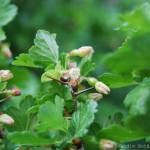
[99,139,117,150]
[11,88,21,96]
[69,46,94,57]
[68,62,77,69]
[0,70,13,81]
[95,82,110,95]
[1,44,12,58]
[0,113,14,125]
[88,93,103,101]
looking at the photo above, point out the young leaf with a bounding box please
[36,96,68,132]
[12,53,40,68]
[8,131,57,146]
[124,78,150,116]
[99,73,136,88]
[69,100,97,138]
[30,30,59,66]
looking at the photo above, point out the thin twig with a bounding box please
[74,87,94,96]
[46,75,68,85]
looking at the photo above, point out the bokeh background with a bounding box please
[5,0,148,62]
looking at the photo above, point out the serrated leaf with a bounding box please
[124,78,150,116]
[102,34,150,74]
[0,0,17,27]
[36,96,68,132]
[8,131,57,146]
[99,73,136,88]
[12,53,40,68]
[0,28,6,41]
[29,30,59,67]
[69,101,97,138]
[6,95,35,131]
[120,3,150,34]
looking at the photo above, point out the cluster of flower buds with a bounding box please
[86,77,110,95]
[0,43,12,58]
[60,66,81,92]
[0,70,13,82]
[99,139,117,150]
[68,46,94,57]
[85,77,110,101]
[0,113,14,125]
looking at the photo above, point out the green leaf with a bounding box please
[124,115,150,135]
[0,82,7,91]
[0,0,17,27]
[79,55,95,76]
[98,124,146,143]
[69,101,97,138]
[36,96,68,132]
[41,63,61,82]
[29,30,59,67]
[41,69,61,82]
[120,3,150,34]
[0,28,6,41]
[8,131,57,146]
[124,78,150,116]
[12,53,40,68]
[102,3,150,75]
[99,73,136,88]
[6,95,35,131]
[102,35,150,74]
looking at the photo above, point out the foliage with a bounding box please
[0,1,150,150]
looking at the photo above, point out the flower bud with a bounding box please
[0,113,14,125]
[69,68,80,80]
[95,82,110,95]
[88,93,103,101]
[68,62,77,69]
[99,139,117,150]
[0,70,13,81]
[86,77,98,86]
[69,46,94,57]
[11,88,21,96]
[1,43,12,58]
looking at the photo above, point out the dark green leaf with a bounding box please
[98,124,146,143]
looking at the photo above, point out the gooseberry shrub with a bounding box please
[1,1,150,150]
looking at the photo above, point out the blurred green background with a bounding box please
[5,0,148,60]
